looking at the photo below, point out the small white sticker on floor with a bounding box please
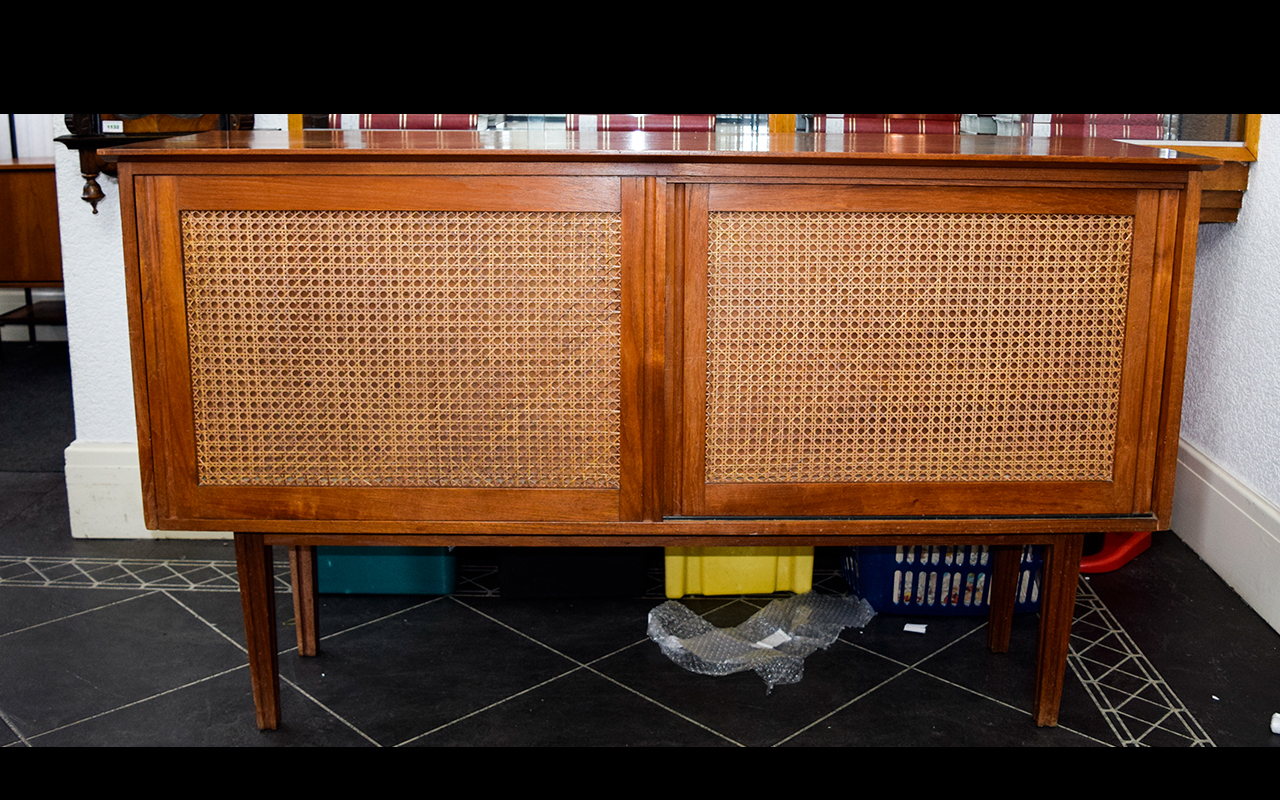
[904,623,927,634]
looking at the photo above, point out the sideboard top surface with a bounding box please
[99,130,1220,171]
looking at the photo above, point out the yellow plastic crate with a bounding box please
[664,546,814,598]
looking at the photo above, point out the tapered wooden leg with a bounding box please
[987,545,1020,653]
[289,545,320,657]
[1033,533,1085,727]
[234,533,281,731]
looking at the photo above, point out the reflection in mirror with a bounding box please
[1170,114,1246,142]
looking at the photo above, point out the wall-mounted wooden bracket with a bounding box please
[55,114,252,213]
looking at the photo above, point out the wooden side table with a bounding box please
[0,158,64,345]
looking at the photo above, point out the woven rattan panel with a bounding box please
[705,211,1134,484]
[180,210,622,488]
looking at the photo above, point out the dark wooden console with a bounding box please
[104,130,1215,730]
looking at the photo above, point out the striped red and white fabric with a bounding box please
[357,114,480,130]
[565,114,716,132]
[812,115,962,134]
[1046,114,1165,139]
[998,114,1167,139]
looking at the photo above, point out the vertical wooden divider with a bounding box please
[644,177,667,521]
[620,178,645,521]
[679,185,709,515]
[664,183,685,518]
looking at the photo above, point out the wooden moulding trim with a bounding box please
[117,164,159,529]
[145,175,201,522]
[133,174,185,525]
[663,183,687,517]
[1201,191,1243,209]
[1246,114,1261,158]
[115,159,1205,189]
[1202,161,1249,191]
[1131,191,1180,513]
[183,514,1159,539]
[1198,208,1240,222]
[1152,172,1203,526]
[184,487,621,523]
[618,177,646,520]
[679,185,710,516]
[174,175,623,213]
[261,530,1134,548]
[97,130,1220,170]
[1111,190,1160,513]
[642,176,668,522]
[707,184,1143,214]
[702,482,1133,518]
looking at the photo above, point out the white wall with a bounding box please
[56,114,287,538]
[54,120,135,441]
[1182,121,1280,503]
[1173,113,1280,633]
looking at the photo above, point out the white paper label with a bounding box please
[752,630,793,649]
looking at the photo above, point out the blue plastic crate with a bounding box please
[842,545,1042,615]
[317,546,455,595]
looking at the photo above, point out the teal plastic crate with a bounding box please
[317,546,456,595]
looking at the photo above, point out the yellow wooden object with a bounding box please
[665,547,814,598]
[768,114,797,133]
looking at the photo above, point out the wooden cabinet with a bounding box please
[0,158,65,339]
[106,130,1215,731]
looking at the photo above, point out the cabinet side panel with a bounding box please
[1153,174,1203,526]
[120,167,158,527]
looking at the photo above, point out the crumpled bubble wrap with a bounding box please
[647,594,876,692]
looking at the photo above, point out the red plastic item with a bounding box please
[1079,531,1151,574]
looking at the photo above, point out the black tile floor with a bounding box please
[3,341,1279,747]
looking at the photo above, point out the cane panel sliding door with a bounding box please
[675,183,1174,519]
[133,175,645,525]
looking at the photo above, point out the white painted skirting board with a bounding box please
[1172,439,1280,635]
[63,441,230,540]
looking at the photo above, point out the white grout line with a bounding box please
[0,555,1218,746]
[161,590,247,653]
[161,589,387,744]
[0,555,244,591]
[19,665,249,743]
[314,596,447,643]
[279,674,382,746]
[394,664,591,746]
[910,664,1116,746]
[1068,578,1214,746]
[0,705,31,747]
[578,662,747,747]
[441,596,745,746]
[773,621,991,745]
[0,590,155,639]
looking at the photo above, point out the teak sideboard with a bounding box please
[104,130,1216,731]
